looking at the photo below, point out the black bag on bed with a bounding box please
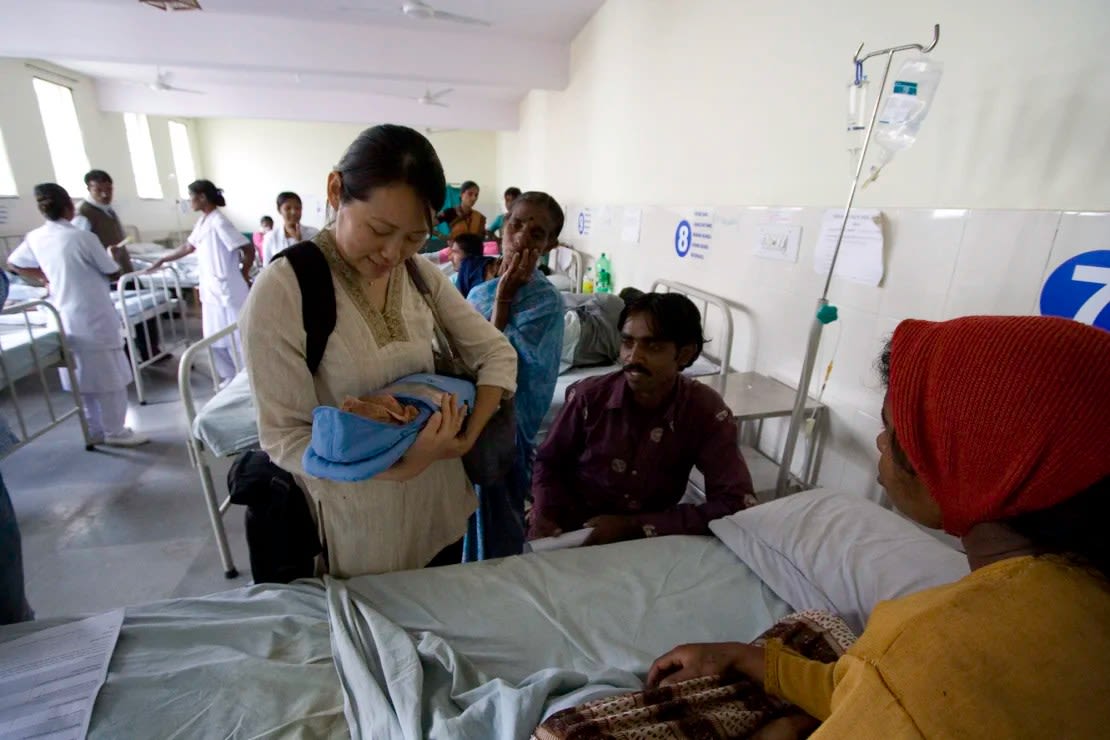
[227,241,332,583]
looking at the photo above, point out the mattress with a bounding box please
[0,326,63,387]
[192,369,257,457]
[111,290,179,323]
[0,536,790,739]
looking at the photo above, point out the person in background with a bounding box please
[463,191,566,560]
[8,184,148,447]
[486,186,521,240]
[253,215,273,261]
[437,180,485,241]
[451,232,494,298]
[0,270,33,625]
[240,125,516,577]
[73,169,162,360]
[530,292,753,546]
[261,192,320,265]
[648,315,1110,738]
[148,180,254,381]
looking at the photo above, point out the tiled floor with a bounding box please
[3,345,251,619]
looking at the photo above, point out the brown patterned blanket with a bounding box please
[532,610,856,740]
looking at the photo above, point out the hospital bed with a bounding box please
[0,299,93,456]
[548,245,583,292]
[0,483,969,738]
[115,268,192,404]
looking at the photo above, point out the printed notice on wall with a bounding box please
[575,207,593,237]
[673,208,714,262]
[621,208,642,243]
[814,208,884,286]
[0,610,123,740]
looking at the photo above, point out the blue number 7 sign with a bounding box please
[1040,250,1110,330]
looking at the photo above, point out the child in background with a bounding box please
[253,216,273,262]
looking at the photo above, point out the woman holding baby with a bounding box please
[240,125,516,577]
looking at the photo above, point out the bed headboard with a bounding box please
[650,279,733,377]
[550,246,582,293]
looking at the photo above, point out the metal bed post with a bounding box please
[179,323,240,579]
[775,24,941,498]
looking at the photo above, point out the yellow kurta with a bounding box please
[240,232,517,577]
[764,556,1110,738]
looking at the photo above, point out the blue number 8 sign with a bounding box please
[1040,250,1110,330]
[674,220,692,258]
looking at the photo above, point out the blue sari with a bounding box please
[463,272,564,560]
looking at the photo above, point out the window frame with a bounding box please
[123,112,164,200]
[31,77,91,197]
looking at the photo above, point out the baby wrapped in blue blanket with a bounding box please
[304,373,475,482]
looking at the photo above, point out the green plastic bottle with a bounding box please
[596,253,612,293]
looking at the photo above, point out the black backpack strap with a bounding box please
[274,241,336,375]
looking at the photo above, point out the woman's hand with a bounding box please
[496,248,539,299]
[646,642,765,688]
[405,393,466,469]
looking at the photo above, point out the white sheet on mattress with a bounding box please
[0,326,62,386]
[192,370,257,456]
[0,535,790,739]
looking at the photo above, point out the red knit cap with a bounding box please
[888,315,1110,536]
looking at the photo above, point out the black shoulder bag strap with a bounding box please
[274,241,336,376]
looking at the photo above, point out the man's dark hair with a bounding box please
[619,286,644,304]
[508,191,564,242]
[84,169,112,186]
[504,186,522,198]
[619,292,706,369]
[260,215,274,228]
[460,180,479,193]
[453,232,485,258]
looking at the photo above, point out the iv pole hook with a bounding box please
[854,24,940,64]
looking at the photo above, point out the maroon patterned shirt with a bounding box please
[531,370,754,537]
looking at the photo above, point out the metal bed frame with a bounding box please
[116,266,192,404]
[552,246,583,293]
[178,322,245,579]
[0,300,93,456]
[650,278,732,379]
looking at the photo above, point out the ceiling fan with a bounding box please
[131,68,203,94]
[416,87,453,107]
[339,1,491,27]
[139,0,202,10]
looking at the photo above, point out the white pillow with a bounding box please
[709,488,969,634]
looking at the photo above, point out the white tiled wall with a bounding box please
[564,205,1110,502]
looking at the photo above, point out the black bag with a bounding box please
[403,260,516,487]
[228,450,320,584]
[227,241,332,583]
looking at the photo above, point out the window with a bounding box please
[32,78,90,196]
[123,113,163,199]
[167,120,196,199]
[0,128,17,197]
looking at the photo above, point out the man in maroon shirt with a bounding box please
[529,292,755,546]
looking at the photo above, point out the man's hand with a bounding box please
[527,509,563,540]
[582,514,642,546]
[646,642,765,688]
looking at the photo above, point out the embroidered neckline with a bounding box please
[314,229,408,347]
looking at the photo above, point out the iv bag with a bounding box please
[863,56,943,186]
[846,77,870,176]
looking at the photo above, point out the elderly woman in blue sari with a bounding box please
[463,192,566,560]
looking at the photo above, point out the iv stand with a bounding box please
[773,24,940,498]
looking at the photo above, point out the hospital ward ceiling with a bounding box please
[0,0,605,129]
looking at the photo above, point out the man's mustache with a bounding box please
[623,364,651,376]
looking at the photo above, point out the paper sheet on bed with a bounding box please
[0,610,122,740]
[524,527,593,553]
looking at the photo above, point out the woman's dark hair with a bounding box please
[84,169,112,186]
[459,180,479,194]
[618,292,706,369]
[877,337,1109,580]
[453,232,485,259]
[504,186,522,198]
[509,191,565,241]
[260,215,274,228]
[335,125,446,215]
[34,183,72,221]
[188,179,226,207]
[275,191,301,210]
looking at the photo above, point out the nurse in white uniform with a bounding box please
[260,191,319,266]
[7,183,147,447]
[149,179,254,381]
